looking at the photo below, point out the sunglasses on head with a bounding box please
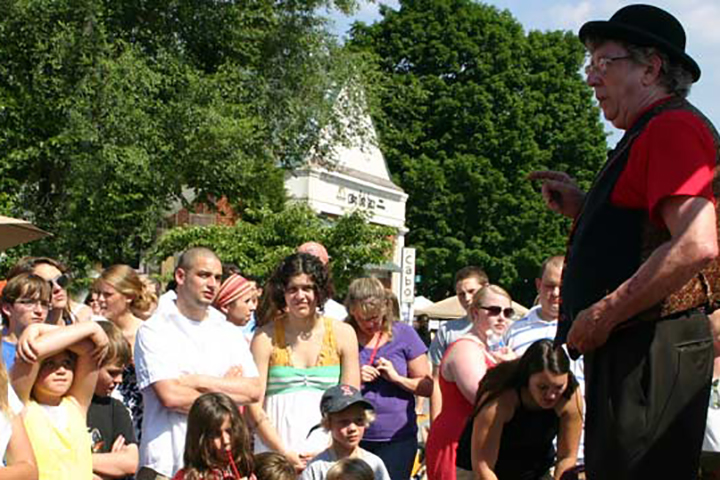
[479,305,515,318]
[49,274,70,289]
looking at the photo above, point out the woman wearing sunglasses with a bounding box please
[425,284,516,480]
[8,257,92,326]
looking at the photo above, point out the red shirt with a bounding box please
[611,98,716,227]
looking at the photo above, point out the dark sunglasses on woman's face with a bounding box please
[48,274,70,289]
[479,305,515,318]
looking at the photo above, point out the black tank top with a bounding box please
[456,389,559,480]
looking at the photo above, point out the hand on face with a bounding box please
[17,323,44,364]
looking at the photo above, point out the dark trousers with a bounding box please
[584,311,713,480]
[361,435,418,480]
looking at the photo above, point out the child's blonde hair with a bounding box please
[326,457,374,480]
[253,452,295,480]
[321,407,376,431]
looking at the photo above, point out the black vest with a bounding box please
[558,97,720,346]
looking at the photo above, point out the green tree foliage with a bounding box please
[0,0,365,274]
[150,204,396,298]
[349,0,607,304]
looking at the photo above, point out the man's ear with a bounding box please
[175,268,186,287]
[535,278,542,293]
[642,53,663,86]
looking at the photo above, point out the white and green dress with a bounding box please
[254,316,341,455]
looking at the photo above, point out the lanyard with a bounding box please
[366,332,384,366]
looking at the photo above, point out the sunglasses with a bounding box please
[48,274,71,289]
[479,305,515,318]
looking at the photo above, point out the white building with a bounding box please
[284,87,409,297]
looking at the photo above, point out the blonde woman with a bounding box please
[95,264,155,439]
[425,284,515,480]
[345,277,432,480]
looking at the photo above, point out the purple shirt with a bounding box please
[359,322,427,441]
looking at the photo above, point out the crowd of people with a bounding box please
[1,3,719,480]
[0,241,591,480]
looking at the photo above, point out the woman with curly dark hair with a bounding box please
[248,253,360,472]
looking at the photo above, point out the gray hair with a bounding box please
[584,36,694,98]
[625,44,693,98]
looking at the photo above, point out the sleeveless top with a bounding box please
[24,397,93,480]
[456,389,559,480]
[254,316,341,454]
[266,316,341,395]
[425,337,495,480]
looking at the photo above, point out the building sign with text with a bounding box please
[400,248,416,305]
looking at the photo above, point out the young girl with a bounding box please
[10,320,109,480]
[173,393,255,480]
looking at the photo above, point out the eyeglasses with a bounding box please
[15,298,51,310]
[48,274,70,289]
[479,306,515,318]
[584,55,632,77]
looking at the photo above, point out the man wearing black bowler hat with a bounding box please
[531,4,720,479]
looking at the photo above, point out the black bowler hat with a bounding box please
[579,4,700,82]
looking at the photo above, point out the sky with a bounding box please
[327,0,720,147]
